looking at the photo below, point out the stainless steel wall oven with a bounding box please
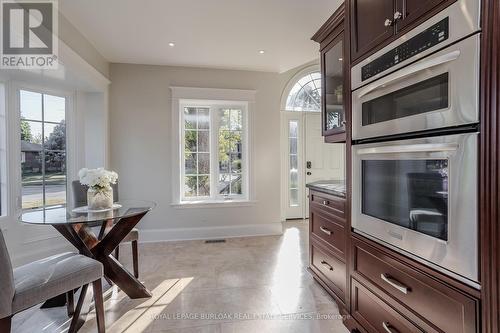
[351,133,478,286]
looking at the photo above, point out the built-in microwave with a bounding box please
[352,34,480,140]
[351,132,478,287]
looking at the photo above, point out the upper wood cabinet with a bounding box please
[322,35,346,139]
[311,4,348,143]
[349,0,394,62]
[350,0,456,63]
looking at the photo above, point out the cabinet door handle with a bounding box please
[322,200,330,205]
[321,260,334,271]
[320,226,332,235]
[383,322,399,333]
[384,18,393,27]
[381,273,410,294]
[393,11,402,20]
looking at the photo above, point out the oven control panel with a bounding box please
[361,17,449,82]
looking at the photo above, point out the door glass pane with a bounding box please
[289,120,299,207]
[324,40,345,131]
[362,159,448,240]
[362,73,449,126]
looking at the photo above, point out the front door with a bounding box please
[304,113,345,217]
[282,112,345,220]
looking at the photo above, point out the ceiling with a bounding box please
[59,0,342,73]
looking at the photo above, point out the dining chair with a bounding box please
[0,228,105,333]
[72,180,139,278]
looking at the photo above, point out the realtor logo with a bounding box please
[1,0,58,69]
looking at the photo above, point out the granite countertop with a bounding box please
[306,180,346,198]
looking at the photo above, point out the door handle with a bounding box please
[320,260,334,271]
[380,273,410,294]
[383,322,399,333]
[358,50,460,98]
[307,172,312,176]
[356,143,458,155]
[319,226,332,235]
[384,18,393,27]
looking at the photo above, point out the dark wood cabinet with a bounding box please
[349,0,456,63]
[322,35,346,138]
[308,0,500,332]
[352,237,478,333]
[351,279,424,333]
[308,190,348,307]
[349,0,395,62]
[310,240,347,303]
[396,0,455,31]
[311,4,348,143]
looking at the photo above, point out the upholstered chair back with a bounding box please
[0,228,14,318]
[72,180,119,208]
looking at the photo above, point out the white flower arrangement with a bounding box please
[79,168,118,191]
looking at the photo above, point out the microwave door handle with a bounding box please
[357,143,458,155]
[358,50,461,98]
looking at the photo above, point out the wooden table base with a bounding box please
[53,212,152,299]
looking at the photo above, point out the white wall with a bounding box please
[58,13,110,78]
[109,63,310,241]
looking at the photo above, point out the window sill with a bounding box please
[171,200,257,209]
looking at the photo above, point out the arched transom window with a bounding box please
[285,72,321,112]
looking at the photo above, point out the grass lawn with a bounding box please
[22,172,66,186]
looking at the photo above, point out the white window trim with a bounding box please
[0,80,9,221]
[170,87,256,206]
[12,82,76,213]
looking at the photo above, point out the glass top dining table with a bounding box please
[20,200,156,225]
[19,199,156,301]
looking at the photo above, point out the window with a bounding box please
[285,72,321,112]
[20,90,67,210]
[288,120,299,207]
[181,101,247,202]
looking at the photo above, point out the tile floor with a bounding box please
[12,221,349,333]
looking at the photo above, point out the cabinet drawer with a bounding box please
[352,238,477,333]
[310,241,346,301]
[311,209,345,257]
[310,191,345,220]
[352,279,423,333]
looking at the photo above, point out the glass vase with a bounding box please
[87,186,113,210]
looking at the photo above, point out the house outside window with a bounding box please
[20,89,67,210]
[180,100,249,202]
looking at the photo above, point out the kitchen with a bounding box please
[0,0,499,332]
[305,0,500,331]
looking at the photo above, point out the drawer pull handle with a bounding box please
[321,260,334,271]
[381,273,409,294]
[322,200,330,205]
[320,226,332,235]
[382,322,399,333]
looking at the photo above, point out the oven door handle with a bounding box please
[358,50,460,98]
[357,143,458,155]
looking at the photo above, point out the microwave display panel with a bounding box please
[362,73,449,126]
[361,17,449,81]
[361,159,448,241]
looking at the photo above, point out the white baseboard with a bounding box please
[139,222,283,243]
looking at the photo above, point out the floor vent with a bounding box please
[205,239,226,244]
